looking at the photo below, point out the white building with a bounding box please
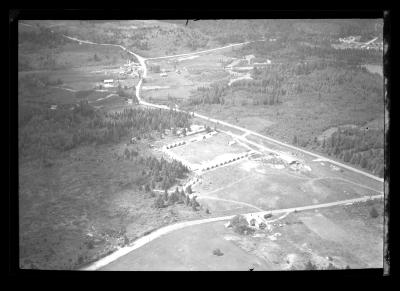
[103,79,114,84]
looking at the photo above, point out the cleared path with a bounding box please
[81,193,382,270]
[32,26,385,270]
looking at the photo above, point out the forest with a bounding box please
[186,36,383,177]
[118,151,190,193]
[307,127,384,177]
[19,101,192,162]
[187,56,381,107]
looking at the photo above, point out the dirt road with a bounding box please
[28,25,385,270]
[146,41,251,60]
[81,193,382,270]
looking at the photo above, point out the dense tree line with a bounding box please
[129,156,189,191]
[293,127,384,177]
[234,34,381,66]
[153,187,200,211]
[187,75,285,107]
[188,51,381,107]
[19,101,192,161]
[297,46,382,66]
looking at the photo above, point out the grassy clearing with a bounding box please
[194,157,374,212]
[19,38,128,71]
[100,198,383,270]
[23,20,218,59]
[169,132,247,165]
[100,220,270,271]
[245,133,384,191]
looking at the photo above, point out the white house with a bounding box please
[103,79,114,84]
[160,72,167,77]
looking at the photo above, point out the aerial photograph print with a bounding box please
[15,14,389,272]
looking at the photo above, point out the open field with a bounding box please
[142,53,234,102]
[362,64,383,77]
[19,28,130,71]
[100,198,383,270]
[193,158,379,213]
[18,78,130,109]
[22,20,221,59]
[18,19,385,271]
[100,220,271,271]
[245,134,384,192]
[169,132,248,165]
[142,71,202,103]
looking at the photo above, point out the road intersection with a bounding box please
[25,24,384,270]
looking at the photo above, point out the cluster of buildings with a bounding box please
[119,59,142,77]
[95,59,143,90]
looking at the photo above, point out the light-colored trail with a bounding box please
[32,25,385,270]
[146,42,251,60]
[50,86,77,92]
[199,174,253,196]
[312,176,383,194]
[81,193,383,270]
[196,196,264,211]
[195,114,384,183]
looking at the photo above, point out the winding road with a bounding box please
[81,194,382,270]
[20,22,384,270]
